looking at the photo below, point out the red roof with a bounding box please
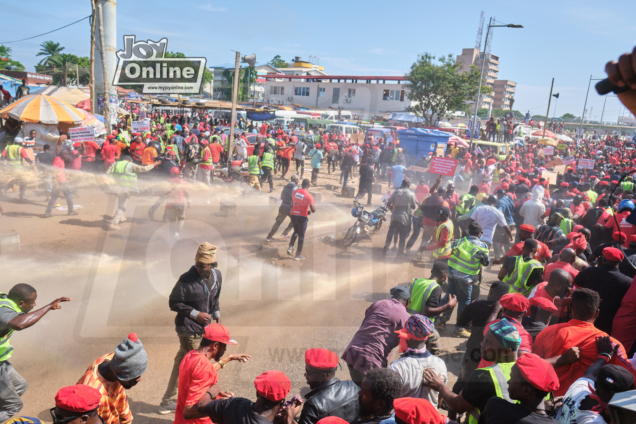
[259,74,406,81]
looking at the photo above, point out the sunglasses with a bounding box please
[49,408,101,424]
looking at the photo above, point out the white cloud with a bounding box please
[195,3,228,12]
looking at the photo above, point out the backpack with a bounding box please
[187,142,201,163]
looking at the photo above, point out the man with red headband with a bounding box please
[389,315,447,408]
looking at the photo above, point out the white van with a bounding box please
[327,123,361,135]
[321,110,353,121]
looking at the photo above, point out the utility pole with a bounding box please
[90,0,96,113]
[228,51,241,164]
[65,62,68,86]
[543,78,554,138]
[76,63,79,86]
[97,2,109,129]
[95,0,116,131]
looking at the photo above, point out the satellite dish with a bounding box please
[242,54,256,67]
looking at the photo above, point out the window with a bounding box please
[347,88,356,98]
[294,87,310,96]
[270,86,284,95]
[382,89,405,101]
[318,87,325,97]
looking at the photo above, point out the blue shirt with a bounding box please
[392,164,406,188]
[307,149,323,168]
[496,195,515,225]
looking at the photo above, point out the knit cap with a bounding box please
[110,333,148,381]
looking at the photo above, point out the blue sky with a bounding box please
[2,0,635,121]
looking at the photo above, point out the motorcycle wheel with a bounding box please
[343,224,358,247]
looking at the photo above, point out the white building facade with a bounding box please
[262,74,412,119]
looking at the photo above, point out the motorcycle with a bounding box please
[343,200,389,247]
[219,157,249,183]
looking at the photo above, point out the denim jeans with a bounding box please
[440,276,473,330]
[0,362,28,422]
[45,183,73,214]
[341,167,351,188]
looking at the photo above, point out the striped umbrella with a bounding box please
[0,94,83,124]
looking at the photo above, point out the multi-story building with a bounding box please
[456,47,515,111]
[493,80,516,110]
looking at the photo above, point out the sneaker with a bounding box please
[287,247,294,257]
[282,233,290,239]
[158,402,177,415]
[172,233,180,240]
[108,223,121,231]
[265,238,273,242]
[120,216,127,222]
[44,212,53,218]
[68,211,79,216]
[452,329,471,338]
[294,255,305,261]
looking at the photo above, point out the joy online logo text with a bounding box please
[112,35,207,94]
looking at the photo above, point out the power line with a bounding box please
[0,15,91,44]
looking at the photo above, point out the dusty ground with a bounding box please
[0,164,500,423]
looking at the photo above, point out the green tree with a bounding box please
[560,113,579,122]
[36,40,65,66]
[268,55,287,69]
[531,115,546,120]
[35,53,90,86]
[0,45,25,71]
[404,53,488,126]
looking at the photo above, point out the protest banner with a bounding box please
[543,146,554,156]
[542,170,558,185]
[474,146,483,155]
[350,133,364,144]
[131,120,151,133]
[68,126,95,143]
[578,158,595,169]
[554,165,566,175]
[562,155,576,165]
[557,143,567,150]
[545,157,564,168]
[429,157,458,177]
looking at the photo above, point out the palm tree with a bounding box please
[36,41,65,66]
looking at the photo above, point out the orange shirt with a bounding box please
[77,353,133,424]
[142,146,158,165]
[533,319,632,396]
[506,239,551,262]
[209,143,223,163]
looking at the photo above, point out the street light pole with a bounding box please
[469,20,523,149]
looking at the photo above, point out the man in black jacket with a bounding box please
[299,348,359,424]
[266,175,298,242]
[159,242,223,414]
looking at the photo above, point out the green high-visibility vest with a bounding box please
[109,161,137,188]
[5,145,23,167]
[248,155,260,175]
[0,293,21,362]
[586,190,598,204]
[468,362,515,424]
[201,147,214,166]
[407,278,440,321]
[456,194,475,215]
[449,237,489,276]
[392,148,399,162]
[267,137,276,146]
[261,152,274,169]
[560,218,574,235]
[433,220,454,259]
[504,256,544,296]
[621,181,634,192]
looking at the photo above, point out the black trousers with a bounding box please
[289,215,308,256]
[295,158,305,177]
[281,157,290,178]
[384,221,410,255]
[311,168,319,184]
[261,166,273,190]
[267,205,293,239]
[356,182,372,204]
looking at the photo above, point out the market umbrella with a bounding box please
[76,98,91,111]
[0,94,83,124]
[538,137,557,146]
[531,129,557,139]
[557,134,573,142]
[448,135,469,148]
[438,122,453,128]
[454,123,468,128]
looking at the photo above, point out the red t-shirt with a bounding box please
[604,211,635,248]
[570,203,586,217]
[52,156,66,183]
[75,141,100,161]
[68,150,82,170]
[210,143,223,163]
[528,282,570,318]
[102,144,118,163]
[290,189,314,217]
[175,350,218,424]
[506,239,551,262]
[543,261,579,283]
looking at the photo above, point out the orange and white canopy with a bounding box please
[0,94,83,124]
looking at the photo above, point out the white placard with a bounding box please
[543,146,554,156]
[578,158,595,169]
[562,155,576,165]
[68,126,95,143]
[131,119,150,133]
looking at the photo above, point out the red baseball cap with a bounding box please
[55,385,102,413]
[305,348,338,370]
[516,353,560,392]
[530,296,558,313]
[519,224,535,233]
[254,370,291,402]
[603,247,625,262]
[500,293,530,313]
[394,398,446,424]
[203,324,238,345]
[317,418,348,424]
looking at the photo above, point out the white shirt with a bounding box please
[388,350,447,408]
[554,378,605,424]
[236,139,247,157]
[471,205,507,244]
